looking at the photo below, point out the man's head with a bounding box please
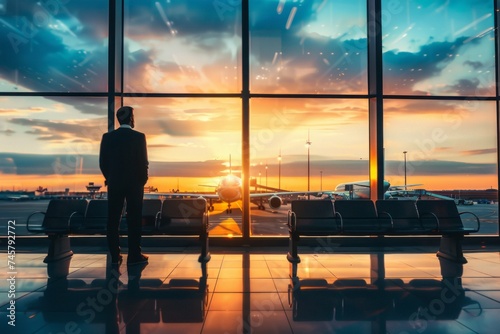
[116,106,135,128]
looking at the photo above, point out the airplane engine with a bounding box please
[268,196,282,210]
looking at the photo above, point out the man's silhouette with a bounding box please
[99,106,149,266]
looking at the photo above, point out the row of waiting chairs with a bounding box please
[288,199,480,236]
[27,198,209,236]
[287,199,481,265]
[27,198,211,265]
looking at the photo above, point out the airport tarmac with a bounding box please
[0,199,498,237]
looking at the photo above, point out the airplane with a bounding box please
[7,194,32,201]
[144,154,336,213]
[328,180,423,200]
[2,186,46,201]
[145,173,329,213]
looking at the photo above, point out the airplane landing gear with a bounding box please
[208,199,214,212]
[258,198,266,210]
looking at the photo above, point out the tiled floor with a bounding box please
[1,246,500,333]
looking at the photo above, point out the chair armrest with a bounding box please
[203,212,210,234]
[155,211,162,231]
[334,212,343,231]
[26,211,46,233]
[378,211,394,229]
[287,211,296,233]
[419,212,439,231]
[458,211,481,233]
[68,211,85,232]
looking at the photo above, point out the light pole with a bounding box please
[306,132,311,199]
[320,170,323,192]
[278,150,282,190]
[265,162,268,188]
[403,151,407,190]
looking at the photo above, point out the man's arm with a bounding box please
[140,133,149,185]
[99,134,109,182]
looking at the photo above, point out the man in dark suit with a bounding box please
[99,106,149,266]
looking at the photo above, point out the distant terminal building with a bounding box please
[430,189,498,203]
[86,182,102,199]
[43,182,104,199]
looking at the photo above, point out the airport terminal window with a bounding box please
[249,98,369,236]
[382,0,495,96]
[383,99,498,235]
[0,96,108,191]
[122,97,243,237]
[0,0,109,93]
[0,1,498,240]
[123,0,241,94]
[249,0,367,94]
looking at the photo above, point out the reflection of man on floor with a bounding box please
[99,106,149,266]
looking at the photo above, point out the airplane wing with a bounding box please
[147,190,333,199]
[144,192,219,199]
[249,190,328,198]
[388,183,423,190]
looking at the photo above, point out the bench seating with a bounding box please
[334,200,391,233]
[286,200,340,262]
[26,199,88,234]
[27,198,211,277]
[287,199,480,265]
[415,199,480,234]
[117,199,163,235]
[27,199,165,235]
[26,199,89,276]
[375,199,437,233]
[156,198,210,263]
[74,198,109,234]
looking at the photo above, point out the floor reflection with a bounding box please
[288,253,483,333]
[3,247,499,333]
[121,262,208,324]
[289,276,481,323]
[26,260,208,333]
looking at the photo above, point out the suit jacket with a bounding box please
[99,127,149,188]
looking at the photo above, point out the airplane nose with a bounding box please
[219,187,240,202]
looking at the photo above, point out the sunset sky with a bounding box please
[0,0,497,193]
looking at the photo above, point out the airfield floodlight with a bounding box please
[320,170,323,192]
[278,150,282,190]
[265,163,268,188]
[306,132,312,199]
[403,151,408,191]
